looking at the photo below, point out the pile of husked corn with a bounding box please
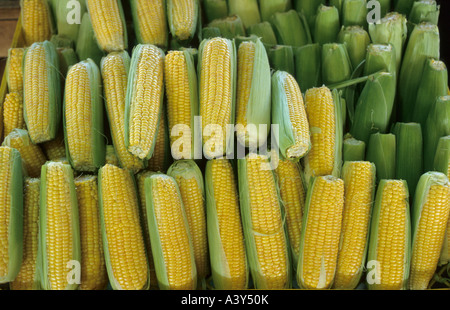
[0,0,449,291]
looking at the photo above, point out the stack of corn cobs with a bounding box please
[0,0,449,291]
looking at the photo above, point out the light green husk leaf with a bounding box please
[366,132,396,183]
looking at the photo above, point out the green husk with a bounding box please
[342,0,368,28]
[144,174,197,290]
[411,58,448,127]
[350,72,396,144]
[247,22,278,45]
[408,0,440,30]
[201,26,222,39]
[392,122,424,199]
[270,10,312,48]
[367,179,411,290]
[0,147,23,284]
[167,0,199,42]
[330,0,344,18]
[55,0,87,43]
[63,58,105,172]
[399,22,440,122]
[368,12,408,72]
[23,40,62,144]
[268,45,295,77]
[366,133,396,183]
[338,26,371,69]
[322,43,353,86]
[208,15,247,39]
[294,43,322,92]
[258,0,292,22]
[75,12,104,67]
[39,161,80,290]
[293,0,326,30]
[57,48,79,78]
[203,0,228,23]
[343,134,366,162]
[50,34,74,49]
[228,0,261,29]
[423,96,450,171]
[393,0,415,15]
[237,154,291,289]
[363,44,397,77]
[314,5,340,45]
[378,0,392,17]
[433,136,450,177]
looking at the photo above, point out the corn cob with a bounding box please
[409,0,440,29]
[10,178,40,290]
[23,41,61,144]
[125,44,165,161]
[303,87,343,186]
[64,59,105,172]
[39,162,80,290]
[343,134,366,162]
[297,175,345,289]
[341,0,368,28]
[164,50,198,160]
[74,175,108,290]
[101,51,145,173]
[3,92,25,138]
[167,160,210,284]
[167,0,199,42]
[147,105,170,173]
[130,0,168,49]
[86,0,127,53]
[363,44,397,78]
[98,164,149,290]
[199,37,236,159]
[0,146,23,284]
[6,48,24,93]
[367,180,411,290]
[205,159,248,290]
[238,154,291,289]
[409,172,450,290]
[322,43,352,87]
[314,5,340,45]
[105,145,119,167]
[41,131,66,161]
[20,0,53,46]
[2,129,47,178]
[235,38,271,149]
[338,26,371,70]
[334,162,376,289]
[144,173,197,290]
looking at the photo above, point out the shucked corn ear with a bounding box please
[125,44,165,161]
[367,180,411,290]
[303,87,343,186]
[101,51,145,173]
[98,164,149,290]
[10,178,40,290]
[272,70,310,161]
[198,37,237,159]
[205,159,248,290]
[409,172,450,290]
[23,41,61,144]
[0,147,23,284]
[130,0,168,49]
[334,162,376,289]
[238,154,291,289]
[20,0,53,46]
[86,0,127,53]
[3,92,25,138]
[167,160,210,284]
[6,48,24,93]
[164,50,198,160]
[297,175,345,289]
[235,38,271,149]
[64,59,105,172]
[144,174,197,290]
[167,0,199,42]
[39,162,80,290]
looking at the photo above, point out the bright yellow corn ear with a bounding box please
[130,0,168,49]
[238,154,291,289]
[74,175,108,290]
[101,51,145,173]
[367,180,411,290]
[167,0,200,42]
[125,44,165,161]
[86,0,127,53]
[6,48,25,93]
[409,172,450,290]
[235,38,272,149]
[334,161,376,289]
[20,0,53,46]
[3,92,25,138]
[41,131,66,161]
[105,145,119,167]
[297,175,345,289]
[2,128,47,178]
[39,161,81,290]
[0,146,24,284]
[199,37,237,159]
[144,173,197,290]
[165,50,198,160]
[167,160,210,285]
[10,178,40,290]
[205,159,249,290]
[147,105,171,173]
[98,164,149,290]
[23,41,61,144]
[64,59,105,172]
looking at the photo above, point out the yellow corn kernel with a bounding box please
[132,0,168,48]
[99,164,148,290]
[168,0,198,41]
[6,48,25,93]
[105,145,120,167]
[147,106,169,172]
[75,175,108,290]
[21,0,52,46]
[41,131,66,161]
[3,92,25,138]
